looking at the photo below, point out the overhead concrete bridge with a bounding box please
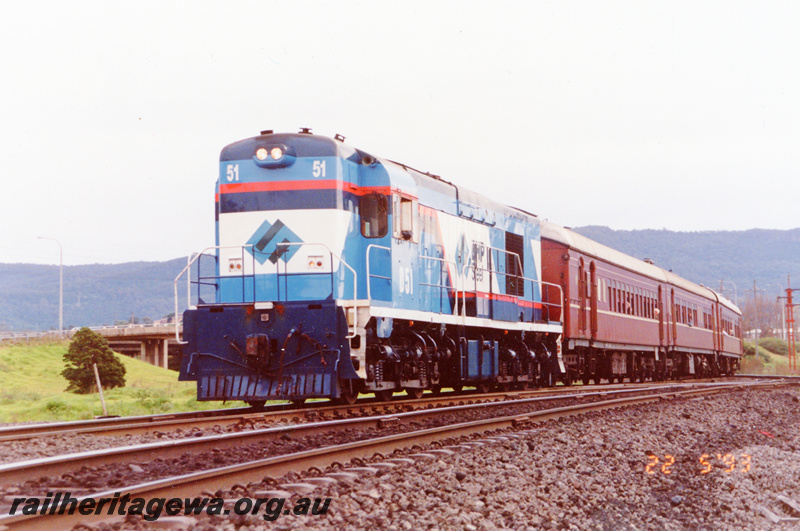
[91,324,183,369]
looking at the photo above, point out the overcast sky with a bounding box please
[2,1,798,265]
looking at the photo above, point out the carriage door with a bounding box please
[670,288,678,346]
[578,258,587,336]
[590,262,598,339]
[657,285,665,346]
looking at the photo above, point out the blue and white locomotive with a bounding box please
[178,129,564,405]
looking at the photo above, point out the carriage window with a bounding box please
[360,193,388,238]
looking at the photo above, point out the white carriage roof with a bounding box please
[540,221,740,314]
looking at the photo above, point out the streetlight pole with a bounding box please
[37,236,62,337]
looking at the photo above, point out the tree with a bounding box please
[741,292,783,337]
[62,327,126,393]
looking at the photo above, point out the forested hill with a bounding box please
[571,226,800,299]
[0,259,191,331]
[2,226,799,330]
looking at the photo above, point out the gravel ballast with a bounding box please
[4,385,799,530]
[183,386,800,530]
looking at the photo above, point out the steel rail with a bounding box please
[0,380,774,486]
[0,391,528,442]
[0,406,260,441]
[0,378,764,442]
[0,379,789,530]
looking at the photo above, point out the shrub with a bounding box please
[62,328,126,394]
[758,338,788,356]
[743,342,757,356]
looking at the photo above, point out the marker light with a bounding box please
[256,148,268,160]
[270,147,283,159]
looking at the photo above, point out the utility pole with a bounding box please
[778,275,799,372]
[751,281,769,356]
[753,280,759,353]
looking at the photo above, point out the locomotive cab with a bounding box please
[178,130,373,404]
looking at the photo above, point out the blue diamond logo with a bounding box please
[245,219,303,265]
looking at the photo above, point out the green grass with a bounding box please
[0,340,247,423]
[740,339,794,375]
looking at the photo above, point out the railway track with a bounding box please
[0,382,714,484]
[0,378,743,442]
[1,377,793,530]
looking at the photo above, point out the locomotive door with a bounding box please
[391,192,420,311]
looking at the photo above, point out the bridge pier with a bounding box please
[92,324,182,369]
[139,339,169,369]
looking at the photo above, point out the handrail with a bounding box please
[176,243,359,340]
[466,259,564,323]
[486,245,524,276]
[418,254,464,322]
[276,242,359,338]
[174,245,256,343]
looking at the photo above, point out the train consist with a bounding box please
[178,129,742,405]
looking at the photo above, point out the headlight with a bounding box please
[252,144,295,168]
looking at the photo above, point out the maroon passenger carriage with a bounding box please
[541,222,742,383]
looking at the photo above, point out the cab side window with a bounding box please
[360,193,388,238]
[392,194,419,242]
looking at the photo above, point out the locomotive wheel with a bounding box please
[497,381,512,392]
[451,385,463,394]
[562,372,573,387]
[430,385,442,396]
[338,392,358,405]
[375,390,393,402]
[247,400,266,409]
[338,380,359,405]
[541,369,554,388]
[476,382,492,394]
[290,398,306,406]
[405,388,424,400]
